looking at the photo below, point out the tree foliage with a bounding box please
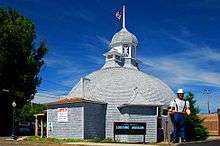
[16,102,47,122]
[0,7,48,135]
[185,92,209,141]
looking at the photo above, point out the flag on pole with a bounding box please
[115,10,122,20]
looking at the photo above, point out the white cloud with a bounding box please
[43,54,85,91]
[140,47,220,88]
[74,9,95,23]
[96,35,110,46]
[41,34,108,95]
[32,90,66,104]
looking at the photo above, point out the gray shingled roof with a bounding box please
[67,67,174,106]
[109,28,138,47]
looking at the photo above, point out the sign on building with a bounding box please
[113,122,146,143]
[57,108,68,122]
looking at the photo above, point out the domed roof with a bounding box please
[67,67,174,106]
[109,28,138,47]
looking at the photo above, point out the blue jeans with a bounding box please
[173,112,185,141]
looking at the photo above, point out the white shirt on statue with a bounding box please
[170,98,190,112]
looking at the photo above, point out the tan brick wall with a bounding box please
[199,113,220,136]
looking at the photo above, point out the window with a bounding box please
[115,55,121,60]
[107,54,113,59]
[123,44,129,57]
[126,48,129,56]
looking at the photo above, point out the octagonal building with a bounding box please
[47,11,174,142]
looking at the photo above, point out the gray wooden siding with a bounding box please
[84,103,106,139]
[47,104,83,139]
[120,106,157,142]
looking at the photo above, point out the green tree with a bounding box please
[185,92,209,141]
[0,7,48,135]
[16,102,47,122]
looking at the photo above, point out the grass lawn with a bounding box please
[0,136,173,146]
[22,136,118,144]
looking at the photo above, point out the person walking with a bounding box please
[169,89,191,143]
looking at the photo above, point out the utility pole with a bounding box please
[203,89,211,114]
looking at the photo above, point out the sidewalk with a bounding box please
[64,142,159,146]
[177,136,220,146]
[1,136,220,146]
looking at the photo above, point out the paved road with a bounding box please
[177,139,220,146]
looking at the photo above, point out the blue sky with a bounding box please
[1,0,220,113]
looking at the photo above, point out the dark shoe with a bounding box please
[178,138,186,143]
[171,139,178,143]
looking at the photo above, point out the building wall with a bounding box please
[105,103,158,143]
[84,103,106,139]
[105,103,121,139]
[199,113,220,136]
[47,102,158,142]
[47,104,84,139]
[118,106,158,142]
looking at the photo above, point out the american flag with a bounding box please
[115,10,122,20]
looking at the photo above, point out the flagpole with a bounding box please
[123,5,125,29]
